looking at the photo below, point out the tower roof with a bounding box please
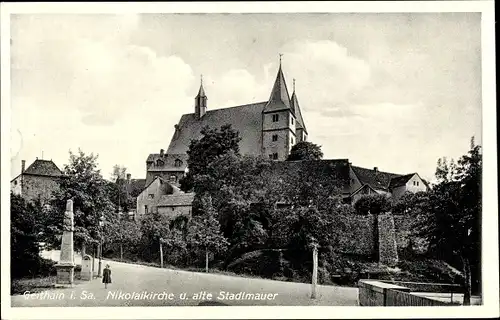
[291,84,307,133]
[264,62,293,114]
[196,75,206,98]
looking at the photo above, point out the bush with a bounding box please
[227,249,287,278]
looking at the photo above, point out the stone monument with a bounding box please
[55,200,75,287]
[80,254,92,281]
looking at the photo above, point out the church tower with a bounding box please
[290,79,308,143]
[195,76,207,119]
[262,57,297,161]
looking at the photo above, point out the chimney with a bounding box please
[21,160,26,173]
[126,173,131,183]
[373,167,378,172]
[160,149,165,157]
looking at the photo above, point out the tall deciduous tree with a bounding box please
[187,196,229,272]
[416,137,481,305]
[180,124,241,192]
[287,141,324,161]
[48,149,117,256]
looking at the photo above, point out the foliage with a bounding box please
[353,194,392,215]
[108,165,134,212]
[413,137,482,303]
[11,193,44,278]
[180,124,242,192]
[187,196,229,255]
[47,149,118,252]
[287,141,324,161]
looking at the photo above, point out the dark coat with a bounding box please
[102,268,112,284]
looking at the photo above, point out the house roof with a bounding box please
[389,173,417,189]
[351,166,402,191]
[146,153,188,171]
[157,193,195,207]
[23,159,64,177]
[268,159,352,195]
[166,102,267,156]
[350,183,379,197]
[126,179,146,198]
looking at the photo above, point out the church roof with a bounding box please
[351,166,402,191]
[23,159,64,177]
[263,65,294,115]
[167,102,267,155]
[291,91,307,133]
[196,82,206,98]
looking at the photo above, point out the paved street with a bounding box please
[11,251,359,307]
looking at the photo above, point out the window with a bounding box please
[156,159,164,166]
[171,207,175,211]
[273,153,278,160]
[272,114,279,122]
[269,154,273,159]
[144,205,148,214]
[416,181,419,186]
[170,175,177,183]
[272,134,278,142]
[291,118,294,125]
[148,194,154,200]
[174,159,183,167]
[291,137,294,145]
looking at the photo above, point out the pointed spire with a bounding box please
[290,79,307,133]
[196,74,206,98]
[293,78,296,93]
[266,54,291,109]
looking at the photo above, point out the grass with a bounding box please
[11,276,58,295]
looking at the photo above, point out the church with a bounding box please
[136,61,429,218]
[145,61,307,187]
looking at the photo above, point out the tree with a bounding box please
[48,149,117,256]
[187,196,229,272]
[180,124,242,192]
[287,141,323,161]
[354,194,392,215]
[11,193,43,278]
[416,137,481,305]
[105,218,142,261]
[110,165,129,212]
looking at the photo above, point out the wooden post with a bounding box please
[311,243,318,299]
[205,248,209,273]
[120,243,123,261]
[159,238,164,269]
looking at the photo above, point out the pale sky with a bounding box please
[10,13,482,182]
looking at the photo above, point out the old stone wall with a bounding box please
[378,214,398,266]
[21,175,61,203]
[336,214,377,256]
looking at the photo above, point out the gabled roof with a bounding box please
[147,153,188,171]
[290,91,307,133]
[263,65,293,114]
[268,159,352,195]
[126,179,146,198]
[157,193,195,207]
[166,102,267,156]
[350,166,402,191]
[350,183,379,197]
[23,159,64,177]
[389,173,416,189]
[196,82,206,98]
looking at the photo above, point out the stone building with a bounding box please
[136,176,194,219]
[10,158,64,203]
[145,62,308,182]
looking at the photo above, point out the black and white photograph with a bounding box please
[1,1,498,319]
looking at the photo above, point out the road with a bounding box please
[11,251,359,307]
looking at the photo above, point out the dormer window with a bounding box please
[272,114,279,122]
[156,159,164,166]
[174,159,183,167]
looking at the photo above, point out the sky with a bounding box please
[9,12,482,182]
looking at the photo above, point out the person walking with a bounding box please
[102,264,112,289]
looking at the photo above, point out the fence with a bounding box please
[358,279,456,306]
[385,288,451,306]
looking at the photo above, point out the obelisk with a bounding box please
[55,199,75,287]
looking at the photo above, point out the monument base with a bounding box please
[55,263,75,287]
